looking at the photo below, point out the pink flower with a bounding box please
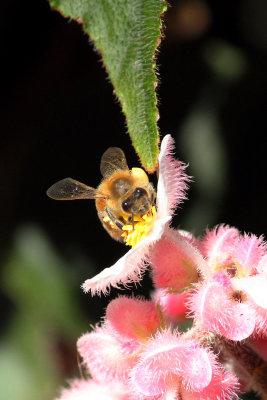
[232,254,267,336]
[190,226,267,340]
[154,288,192,323]
[130,330,238,400]
[77,296,162,384]
[181,370,239,400]
[189,274,256,340]
[77,326,137,384]
[52,132,267,400]
[200,225,266,277]
[198,225,239,278]
[149,227,205,291]
[82,135,190,295]
[55,379,131,400]
[105,296,160,341]
[61,326,239,400]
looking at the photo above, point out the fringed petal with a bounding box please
[82,216,170,295]
[233,234,267,273]
[77,327,136,383]
[190,281,256,340]
[154,288,191,322]
[181,370,240,400]
[200,225,239,267]
[149,227,206,290]
[157,135,190,219]
[232,275,267,309]
[105,296,160,341]
[130,330,212,397]
[55,379,130,400]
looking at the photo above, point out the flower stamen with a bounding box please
[121,206,157,247]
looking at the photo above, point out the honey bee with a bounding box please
[47,147,156,242]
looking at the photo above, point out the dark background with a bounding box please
[0,0,266,399]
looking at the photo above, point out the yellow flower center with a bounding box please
[121,206,157,248]
[211,253,252,278]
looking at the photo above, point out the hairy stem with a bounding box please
[215,336,267,399]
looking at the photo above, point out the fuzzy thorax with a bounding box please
[121,206,157,247]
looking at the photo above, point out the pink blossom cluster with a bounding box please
[55,136,267,400]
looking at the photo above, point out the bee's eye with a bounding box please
[134,187,146,198]
[122,200,131,212]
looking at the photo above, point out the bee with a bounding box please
[47,147,156,242]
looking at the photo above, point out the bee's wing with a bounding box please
[100,147,129,178]
[47,178,107,200]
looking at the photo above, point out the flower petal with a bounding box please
[233,234,266,272]
[190,281,256,340]
[105,296,160,340]
[55,379,130,400]
[82,216,170,295]
[77,327,136,382]
[232,275,267,309]
[178,344,212,392]
[154,288,191,322]
[157,135,190,219]
[200,225,239,268]
[150,227,205,290]
[181,370,239,400]
[130,331,212,397]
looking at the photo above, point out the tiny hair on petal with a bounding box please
[157,135,191,218]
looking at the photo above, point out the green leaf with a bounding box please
[49,0,166,171]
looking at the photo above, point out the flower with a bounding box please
[189,273,256,340]
[77,325,137,383]
[55,379,131,400]
[149,227,205,291]
[129,330,239,400]
[189,225,267,340]
[82,135,190,295]
[77,296,162,385]
[121,206,157,248]
[59,296,239,400]
[232,254,267,336]
[105,296,160,341]
[54,136,267,400]
[154,288,192,322]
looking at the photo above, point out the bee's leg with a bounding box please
[151,191,156,206]
[145,182,157,206]
[131,213,135,230]
[106,208,124,229]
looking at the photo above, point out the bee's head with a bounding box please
[121,187,151,216]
